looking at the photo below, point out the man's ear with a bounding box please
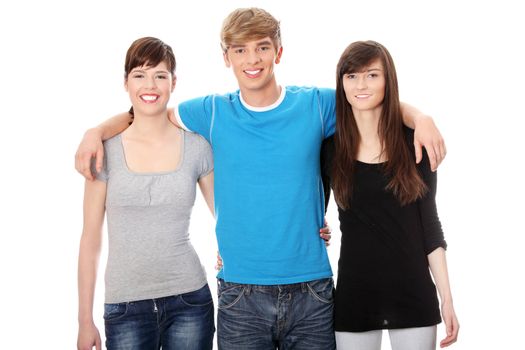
[223,51,231,68]
[275,46,283,64]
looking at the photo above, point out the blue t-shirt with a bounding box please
[177,86,336,284]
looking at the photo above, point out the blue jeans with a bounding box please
[217,278,335,350]
[104,284,215,350]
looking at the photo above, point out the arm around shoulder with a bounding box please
[400,102,446,171]
[75,112,132,180]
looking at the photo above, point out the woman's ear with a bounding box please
[171,74,177,92]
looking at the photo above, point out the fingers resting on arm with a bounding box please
[75,128,104,181]
[413,116,447,171]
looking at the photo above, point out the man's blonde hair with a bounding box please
[220,8,281,52]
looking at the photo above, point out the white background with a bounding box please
[1,0,523,349]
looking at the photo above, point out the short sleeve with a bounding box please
[177,95,215,143]
[197,136,214,179]
[317,88,336,138]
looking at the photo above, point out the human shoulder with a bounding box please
[183,129,212,157]
[92,133,123,181]
[179,90,241,108]
[403,126,418,161]
[403,125,415,144]
[285,86,335,106]
[285,85,334,95]
[183,129,210,146]
[182,129,213,175]
[403,126,432,173]
[102,133,123,151]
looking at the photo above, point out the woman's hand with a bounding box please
[320,219,332,246]
[440,300,459,347]
[77,322,101,350]
[215,251,223,271]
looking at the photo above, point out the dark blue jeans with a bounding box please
[217,278,335,350]
[104,284,215,350]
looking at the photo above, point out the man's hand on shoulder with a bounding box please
[414,115,446,171]
[75,128,104,180]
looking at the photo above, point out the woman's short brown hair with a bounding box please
[124,37,176,79]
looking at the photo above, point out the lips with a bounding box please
[244,69,262,78]
[355,94,371,99]
[140,94,159,103]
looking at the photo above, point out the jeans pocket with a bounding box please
[180,284,214,307]
[103,302,129,321]
[306,278,334,304]
[217,283,246,310]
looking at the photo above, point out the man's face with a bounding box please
[223,37,282,95]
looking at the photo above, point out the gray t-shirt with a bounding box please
[96,129,213,303]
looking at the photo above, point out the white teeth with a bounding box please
[141,95,158,101]
[245,70,261,75]
[356,95,370,98]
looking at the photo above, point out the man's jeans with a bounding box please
[104,284,215,350]
[217,278,335,349]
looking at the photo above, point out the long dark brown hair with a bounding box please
[332,40,427,208]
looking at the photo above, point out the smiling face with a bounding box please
[125,61,175,117]
[342,59,386,113]
[223,36,282,97]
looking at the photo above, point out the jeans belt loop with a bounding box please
[244,284,252,296]
[301,282,308,293]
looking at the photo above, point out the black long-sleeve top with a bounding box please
[321,128,447,332]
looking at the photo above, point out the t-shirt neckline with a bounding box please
[239,85,286,112]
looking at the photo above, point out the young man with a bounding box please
[76,8,446,350]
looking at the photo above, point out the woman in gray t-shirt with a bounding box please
[77,37,215,350]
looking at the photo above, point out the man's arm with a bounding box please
[75,108,179,180]
[400,102,446,171]
[75,112,131,180]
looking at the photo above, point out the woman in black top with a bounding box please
[322,41,459,349]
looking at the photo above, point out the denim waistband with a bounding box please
[217,278,332,295]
